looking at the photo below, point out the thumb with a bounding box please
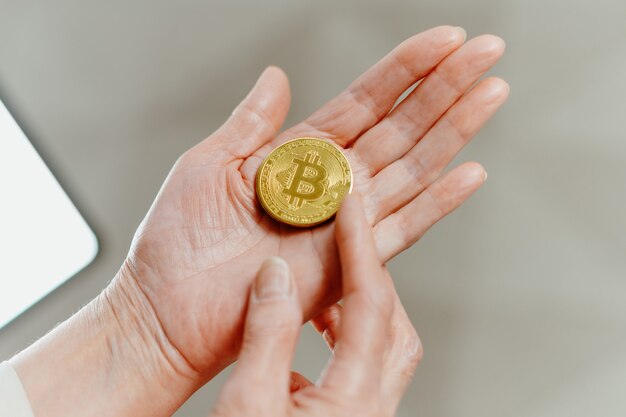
[228,257,301,402]
[221,66,291,158]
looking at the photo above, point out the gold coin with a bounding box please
[256,137,353,227]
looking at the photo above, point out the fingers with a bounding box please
[319,193,394,397]
[239,26,465,182]
[374,161,487,261]
[216,66,291,159]
[303,26,466,147]
[353,35,505,174]
[223,257,301,407]
[383,292,423,414]
[369,77,509,223]
[315,196,421,408]
[311,303,343,350]
[312,298,422,417]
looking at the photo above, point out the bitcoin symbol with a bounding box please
[256,137,352,227]
[283,151,327,208]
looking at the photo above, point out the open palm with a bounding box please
[120,26,508,381]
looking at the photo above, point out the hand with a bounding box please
[11,26,508,417]
[119,25,506,378]
[310,285,421,416]
[212,193,419,417]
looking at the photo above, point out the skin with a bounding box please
[10,26,508,417]
[212,193,421,417]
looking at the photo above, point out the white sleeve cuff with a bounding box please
[0,361,35,417]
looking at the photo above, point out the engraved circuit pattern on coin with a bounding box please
[255,137,353,227]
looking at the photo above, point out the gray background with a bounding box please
[1,1,625,416]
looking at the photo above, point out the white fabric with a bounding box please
[0,361,35,417]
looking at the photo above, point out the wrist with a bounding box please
[10,263,199,417]
[104,261,201,387]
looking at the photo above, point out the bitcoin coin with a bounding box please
[256,137,353,227]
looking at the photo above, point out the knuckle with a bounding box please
[406,332,424,367]
[236,103,275,133]
[399,326,423,374]
[175,149,194,167]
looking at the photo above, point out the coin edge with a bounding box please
[255,137,353,227]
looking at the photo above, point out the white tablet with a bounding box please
[0,98,98,328]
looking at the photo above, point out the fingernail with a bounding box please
[456,26,467,41]
[255,256,291,299]
[483,170,488,181]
